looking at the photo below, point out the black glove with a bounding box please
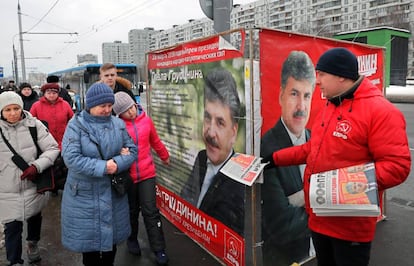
[262,154,276,169]
[21,165,38,181]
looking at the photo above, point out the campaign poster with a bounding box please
[259,28,384,265]
[260,29,384,134]
[148,31,247,266]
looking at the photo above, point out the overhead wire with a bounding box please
[20,0,167,66]
[55,0,166,57]
[78,0,165,40]
[24,0,61,33]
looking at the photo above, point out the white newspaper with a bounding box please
[219,153,265,186]
[309,162,379,217]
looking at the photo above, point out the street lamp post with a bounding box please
[12,44,19,83]
[16,1,78,82]
[18,1,26,81]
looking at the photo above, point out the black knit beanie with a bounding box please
[316,47,359,81]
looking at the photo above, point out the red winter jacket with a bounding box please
[121,107,169,183]
[30,97,74,150]
[272,77,411,242]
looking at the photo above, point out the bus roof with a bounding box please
[49,63,137,76]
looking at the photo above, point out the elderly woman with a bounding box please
[30,82,74,150]
[0,91,60,265]
[61,83,137,266]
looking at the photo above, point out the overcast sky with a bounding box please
[1,0,251,78]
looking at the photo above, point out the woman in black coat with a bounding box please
[18,82,39,111]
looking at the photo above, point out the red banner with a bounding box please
[156,185,245,266]
[148,30,245,69]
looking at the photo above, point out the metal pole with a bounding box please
[213,0,232,40]
[18,1,26,81]
[13,44,19,84]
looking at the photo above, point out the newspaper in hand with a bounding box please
[219,153,265,186]
[309,162,380,217]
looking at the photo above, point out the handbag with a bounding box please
[0,127,54,193]
[110,171,133,196]
[73,115,132,196]
[28,127,57,193]
[96,143,132,196]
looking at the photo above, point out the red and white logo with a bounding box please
[336,120,352,134]
[224,230,243,266]
[333,120,352,139]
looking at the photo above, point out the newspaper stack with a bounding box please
[309,162,380,217]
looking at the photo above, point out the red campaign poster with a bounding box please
[258,28,385,265]
[148,30,246,266]
[156,185,244,266]
[259,29,385,134]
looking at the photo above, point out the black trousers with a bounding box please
[128,178,166,252]
[5,212,42,265]
[82,245,117,266]
[311,230,371,266]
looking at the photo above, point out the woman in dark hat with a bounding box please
[30,83,73,150]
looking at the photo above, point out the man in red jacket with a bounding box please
[263,47,411,266]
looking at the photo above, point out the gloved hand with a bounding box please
[21,165,38,181]
[261,154,276,169]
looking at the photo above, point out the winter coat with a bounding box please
[120,106,169,183]
[61,111,137,253]
[0,111,60,224]
[18,90,39,111]
[272,76,411,242]
[114,78,136,102]
[30,96,74,149]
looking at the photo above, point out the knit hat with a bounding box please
[46,75,59,83]
[19,82,32,90]
[113,92,135,115]
[41,83,60,93]
[85,83,114,109]
[0,91,23,112]
[316,47,359,81]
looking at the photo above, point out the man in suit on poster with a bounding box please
[260,51,316,265]
[181,68,245,236]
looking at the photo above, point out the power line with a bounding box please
[25,0,61,33]
[78,0,165,40]
[55,0,166,57]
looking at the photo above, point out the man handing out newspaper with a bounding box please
[262,48,411,266]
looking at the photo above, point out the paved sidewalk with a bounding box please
[303,199,414,266]
[1,193,413,265]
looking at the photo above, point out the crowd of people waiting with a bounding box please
[0,65,170,266]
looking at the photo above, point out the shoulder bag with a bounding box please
[0,127,54,193]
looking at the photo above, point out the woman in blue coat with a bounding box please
[61,83,137,266]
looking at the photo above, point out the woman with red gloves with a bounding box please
[0,91,60,265]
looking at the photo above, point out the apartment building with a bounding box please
[102,41,130,64]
